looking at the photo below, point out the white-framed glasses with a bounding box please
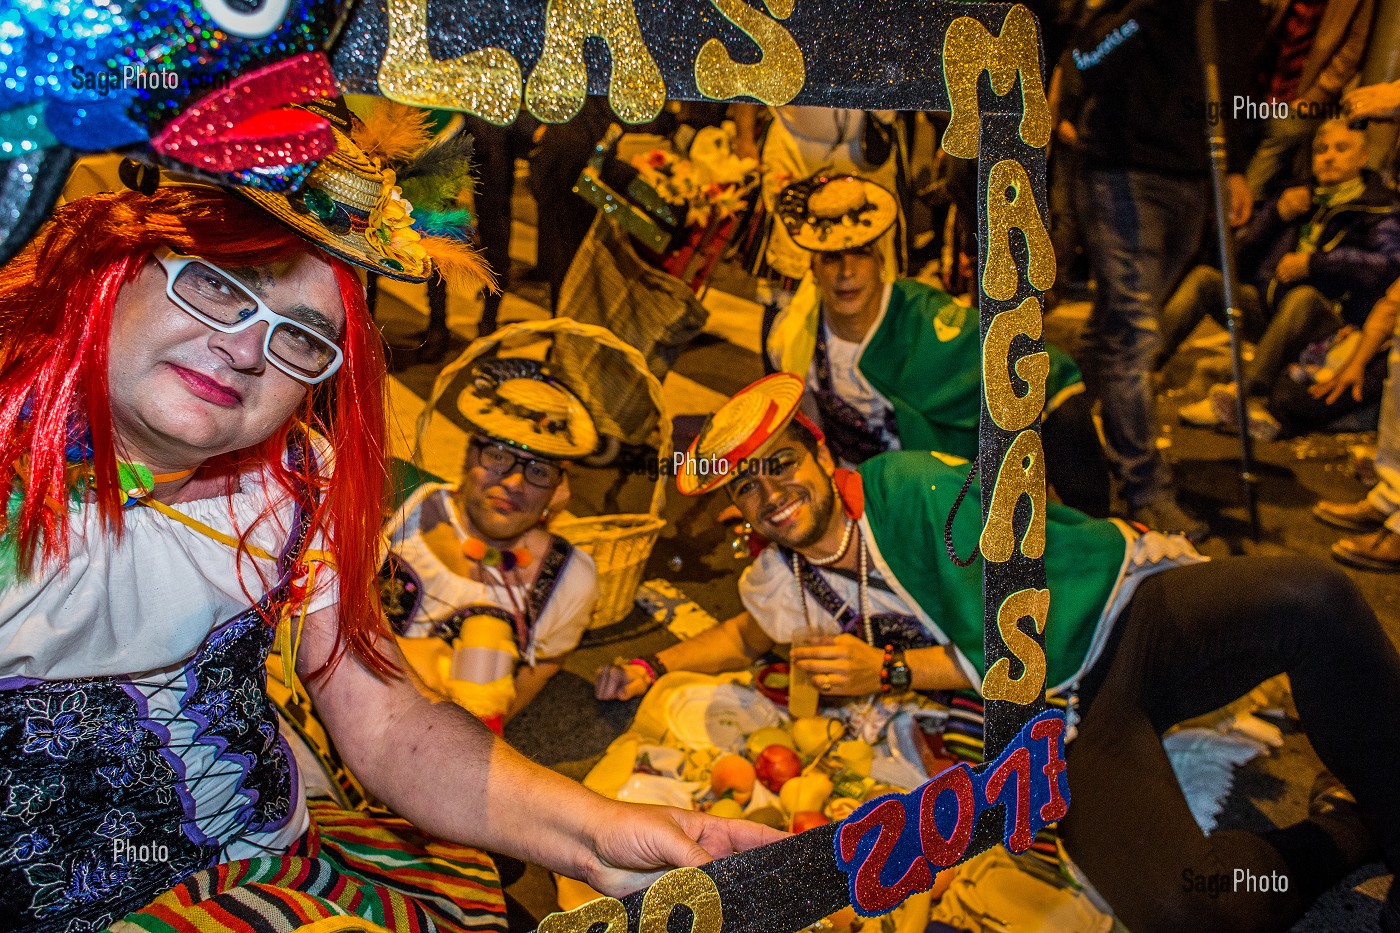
[153,248,344,385]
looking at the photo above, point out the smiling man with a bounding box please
[598,373,1400,933]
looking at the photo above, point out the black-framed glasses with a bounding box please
[470,438,564,488]
[154,248,344,385]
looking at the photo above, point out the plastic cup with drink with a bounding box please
[788,618,839,717]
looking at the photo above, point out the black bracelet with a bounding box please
[643,653,669,677]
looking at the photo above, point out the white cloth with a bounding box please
[0,450,334,858]
[384,484,596,664]
[772,107,896,171]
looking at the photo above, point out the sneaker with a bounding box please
[1210,385,1280,441]
[1128,495,1210,544]
[1208,383,1241,428]
[1313,497,1389,532]
[1244,406,1281,441]
[1178,396,1221,427]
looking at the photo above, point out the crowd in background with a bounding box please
[431,0,1400,564]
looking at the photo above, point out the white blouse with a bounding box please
[0,462,336,681]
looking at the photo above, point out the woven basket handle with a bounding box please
[415,318,671,520]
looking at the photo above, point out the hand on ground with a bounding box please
[594,662,651,701]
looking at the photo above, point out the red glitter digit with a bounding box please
[983,746,1034,851]
[1031,716,1069,822]
[838,799,932,914]
[917,765,975,867]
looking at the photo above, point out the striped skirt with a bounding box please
[112,800,508,933]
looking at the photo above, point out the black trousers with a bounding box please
[464,114,537,335]
[1062,557,1400,933]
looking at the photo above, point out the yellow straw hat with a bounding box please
[775,174,898,253]
[233,97,433,282]
[676,373,806,496]
[457,357,599,459]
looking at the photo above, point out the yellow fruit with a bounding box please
[834,740,874,778]
[707,798,744,819]
[862,782,900,802]
[745,806,787,829]
[791,716,842,757]
[745,726,795,760]
[779,773,833,815]
[824,797,859,822]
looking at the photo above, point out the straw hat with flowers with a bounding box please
[457,357,599,460]
[775,174,898,253]
[234,97,492,294]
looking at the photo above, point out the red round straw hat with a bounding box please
[676,373,806,496]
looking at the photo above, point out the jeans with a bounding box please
[1063,557,1400,933]
[1076,169,1209,507]
[1369,338,1400,534]
[1159,265,1345,395]
[1043,390,1111,517]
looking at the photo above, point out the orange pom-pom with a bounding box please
[461,537,488,561]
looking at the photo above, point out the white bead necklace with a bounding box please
[807,515,855,566]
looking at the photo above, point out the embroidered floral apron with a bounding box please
[0,467,314,931]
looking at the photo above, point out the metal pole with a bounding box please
[1197,0,1261,540]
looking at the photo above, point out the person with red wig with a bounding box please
[0,128,779,932]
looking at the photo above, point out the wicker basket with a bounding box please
[415,318,670,630]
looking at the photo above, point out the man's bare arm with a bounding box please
[595,612,775,700]
[299,607,782,895]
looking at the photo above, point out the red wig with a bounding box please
[0,187,395,677]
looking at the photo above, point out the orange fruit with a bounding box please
[710,754,756,805]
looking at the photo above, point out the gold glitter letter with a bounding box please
[984,159,1055,302]
[537,896,628,933]
[983,588,1050,705]
[525,0,666,123]
[639,867,723,933]
[984,296,1049,433]
[980,429,1046,563]
[941,5,1051,158]
[378,0,523,125]
[694,0,805,106]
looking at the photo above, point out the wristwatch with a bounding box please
[883,647,912,692]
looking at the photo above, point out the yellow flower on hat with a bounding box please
[366,168,429,272]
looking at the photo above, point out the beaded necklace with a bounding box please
[792,526,874,646]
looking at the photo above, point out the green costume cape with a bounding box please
[767,279,1084,461]
[857,451,1129,690]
